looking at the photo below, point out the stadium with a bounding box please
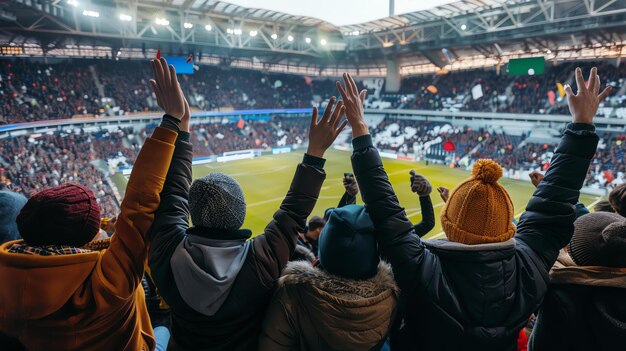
[0,0,625,350]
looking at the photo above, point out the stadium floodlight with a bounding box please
[233,28,242,35]
[460,24,467,31]
[82,10,100,18]
[67,0,79,7]
[287,35,294,42]
[155,18,169,26]
[205,24,212,31]
[352,30,360,36]
[305,37,311,44]
[249,30,258,37]
[546,49,552,54]
[271,33,278,40]
[227,28,233,34]
[119,14,132,22]
[320,39,327,46]
[184,22,193,29]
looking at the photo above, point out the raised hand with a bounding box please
[336,73,368,138]
[437,186,450,203]
[410,170,433,197]
[343,176,359,196]
[528,170,544,188]
[565,67,612,124]
[150,58,186,120]
[307,97,348,158]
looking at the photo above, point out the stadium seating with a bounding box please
[2,58,624,125]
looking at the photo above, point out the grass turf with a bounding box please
[112,149,599,239]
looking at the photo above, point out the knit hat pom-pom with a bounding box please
[472,159,503,184]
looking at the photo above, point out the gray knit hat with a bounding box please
[568,212,626,267]
[189,173,246,230]
[0,190,28,244]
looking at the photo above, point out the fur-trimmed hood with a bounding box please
[262,261,399,351]
[280,260,400,299]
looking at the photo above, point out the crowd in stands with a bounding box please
[0,129,122,217]
[369,117,626,188]
[2,58,625,124]
[1,60,626,351]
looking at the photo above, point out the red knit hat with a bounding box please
[17,184,101,247]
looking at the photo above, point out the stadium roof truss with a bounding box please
[0,0,625,70]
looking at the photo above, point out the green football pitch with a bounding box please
[112,149,599,239]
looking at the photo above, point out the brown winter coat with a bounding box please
[259,261,399,351]
[0,127,177,351]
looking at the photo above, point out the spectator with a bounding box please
[259,205,399,351]
[409,170,436,237]
[0,57,183,350]
[302,216,325,255]
[594,199,615,213]
[0,190,27,244]
[147,99,347,350]
[338,173,359,206]
[338,68,607,350]
[609,183,626,216]
[528,212,626,350]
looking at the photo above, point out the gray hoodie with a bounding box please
[170,234,252,316]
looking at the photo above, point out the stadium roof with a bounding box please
[1,0,626,75]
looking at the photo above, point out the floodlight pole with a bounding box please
[389,0,395,16]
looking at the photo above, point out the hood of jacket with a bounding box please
[279,260,399,350]
[550,250,626,288]
[421,238,522,337]
[170,233,252,316]
[0,240,101,320]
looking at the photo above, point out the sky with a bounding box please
[223,0,458,26]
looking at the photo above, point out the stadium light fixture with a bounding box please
[287,35,294,42]
[119,14,132,22]
[320,39,327,46]
[546,49,552,54]
[233,28,242,35]
[184,22,193,29]
[67,0,79,7]
[205,24,212,31]
[271,33,278,40]
[82,10,100,18]
[460,24,467,31]
[305,37,311,44]
[227,28,233,34]
[155,18,170,26]
[249,30,258,37]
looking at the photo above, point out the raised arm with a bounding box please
[253,99,347,285]
[338,73,427,294]
[409,171,435,237]
[337,175,358,207]
[96,58,184,297]
[515,67,609,270]
[148,97,193,290]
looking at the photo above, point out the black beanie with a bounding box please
[318,205,379,280]
[568,212,626,267]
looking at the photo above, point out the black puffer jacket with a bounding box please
[148,134,326,351]
[528,252,626,351]
[350,123,599,351]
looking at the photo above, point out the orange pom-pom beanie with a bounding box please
[441,159,516,245]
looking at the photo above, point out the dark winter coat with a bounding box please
[259,261,399,351]
[350,123,599,351]
[148,136,326,351]
[528,251,626,351]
